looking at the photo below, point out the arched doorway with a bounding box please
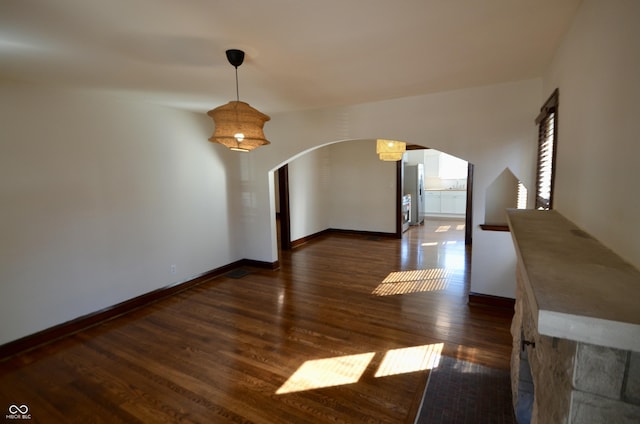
[271,140,473,264]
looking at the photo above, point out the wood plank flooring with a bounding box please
[0,219,514,423]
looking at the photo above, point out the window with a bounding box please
[535,89,559,210]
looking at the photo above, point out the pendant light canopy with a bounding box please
[207,49,271,152]
[376,139,406,161]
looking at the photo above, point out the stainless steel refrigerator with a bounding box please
[405,164,424,225]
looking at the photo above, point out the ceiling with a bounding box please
[0,0,581,115]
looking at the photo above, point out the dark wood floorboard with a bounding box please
[0,219,514,423]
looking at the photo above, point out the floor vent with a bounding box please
[225,268,251,279]
[365,236,381,241]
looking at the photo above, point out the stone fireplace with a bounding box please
[507,210,640,424]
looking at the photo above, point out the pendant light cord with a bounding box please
[235,66,240,102]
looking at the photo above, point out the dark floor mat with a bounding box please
[417,355,516,424]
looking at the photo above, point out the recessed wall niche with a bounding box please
[483,168,527,227]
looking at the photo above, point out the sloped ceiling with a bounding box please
[0,0,581,114]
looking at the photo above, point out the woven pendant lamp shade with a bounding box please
[379,152,404,161]
[207,101,271,152]
[376,139,406,161]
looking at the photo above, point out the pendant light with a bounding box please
[207,49,271,152]
[376,139,406,161]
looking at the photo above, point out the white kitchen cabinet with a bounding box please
[440,191,466,214]
[424,150,439,177]
[424,191,441,213]
[454,192,466,214]
[425,190,466,215]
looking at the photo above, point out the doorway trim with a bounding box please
[395,160,403,237]
[277,165,292,250]
[465,163,474,245]
[396,152,474,245]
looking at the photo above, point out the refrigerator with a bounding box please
[405,164,424,225]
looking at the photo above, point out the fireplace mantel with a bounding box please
[507,209,640,424]
[507,209,640,352]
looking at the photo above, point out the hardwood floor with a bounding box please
[0,219,514,423]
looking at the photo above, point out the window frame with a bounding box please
[534,89,559,210]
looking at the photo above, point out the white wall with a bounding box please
[288,146,331,240]
[287,139,398,241]
[485,168,520,225]
[242,79,541,299]
[0,82,242,344]
[327,140,397,233]
[405,150,425,167]
[543,0,640,269]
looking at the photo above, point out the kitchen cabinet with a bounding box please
[425,190,466,215]
[424,191,441,213]
[424,150,439,177]
[455,193,466,214]
[440,191,466,214]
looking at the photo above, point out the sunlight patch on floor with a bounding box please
[373,279,449,296]
[422,240,459,247]
[276,353,375,394]
[422,242,438,246]
[375,343,443,377]
[276,344,444,394]
[435,225,451,232]
[382,269,450,283]
[372,268,450,296]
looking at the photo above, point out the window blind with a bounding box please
[535,89,559,210]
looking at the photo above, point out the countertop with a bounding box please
[507,209,640,352]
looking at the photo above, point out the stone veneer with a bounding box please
[512,269,640,423]
[507,210,640,424]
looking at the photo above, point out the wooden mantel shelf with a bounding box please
[507,209,640,352]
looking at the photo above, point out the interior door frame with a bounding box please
[465,163,474,245]
[396,151,473,245]
[277,165,292,250]
[395,160,403,237]
[279,151,474,247]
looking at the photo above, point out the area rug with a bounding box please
[416,355,517,424]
